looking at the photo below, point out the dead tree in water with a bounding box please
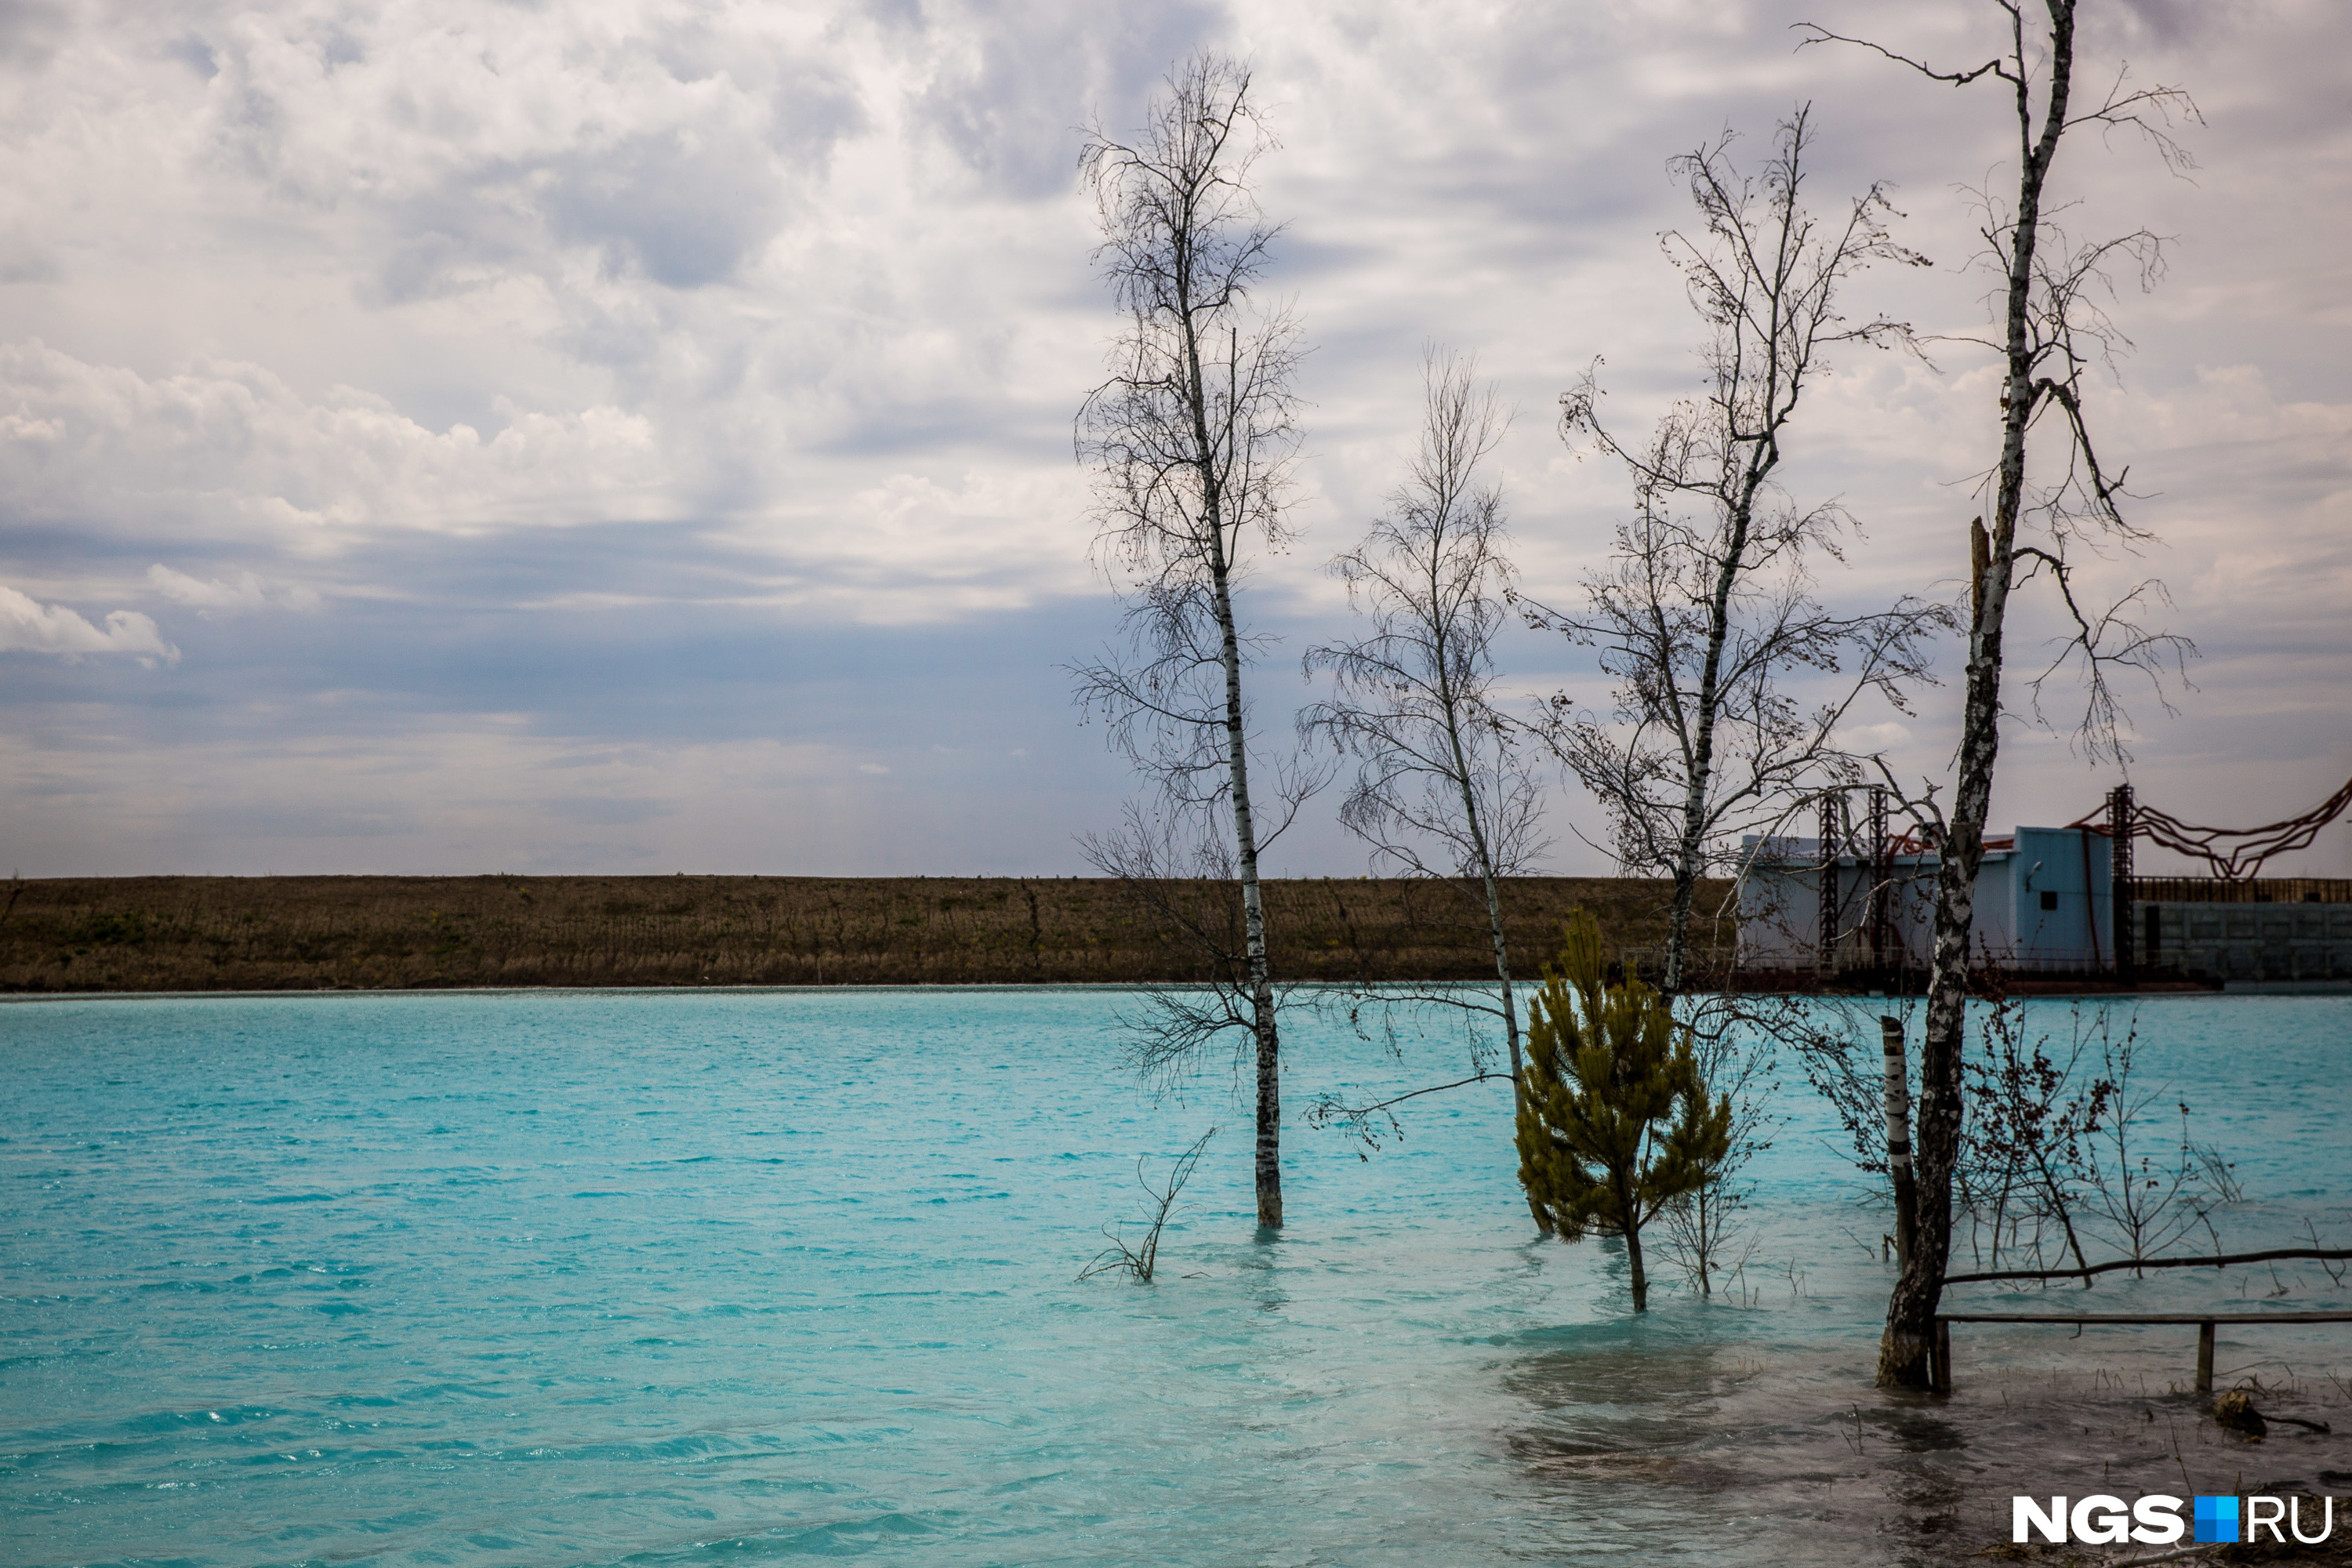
[1530,107,1947,1003]
[1802,1,2198,1388]
[1072,56,1312,1229]
[1301,351,1552,1229]
[1656,1018,1777,1295]
[1080,1131,1217,1283]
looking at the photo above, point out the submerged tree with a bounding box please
[1300,350,1552,1228]
[1080,1130,1218,1284]
[1800,2,2198,1388]
[1958,1002,2236,1280]
[1532,107,1951,1002]
[1515,912,1731,1310]
[1071,56,1308,1229]
[1961,985,2104,1283]
[1655,1022,1776,1296]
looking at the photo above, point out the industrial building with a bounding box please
[1737,808,2352,989]
[1737,824,2116,978]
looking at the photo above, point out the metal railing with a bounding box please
[1930,1311,2352,1396]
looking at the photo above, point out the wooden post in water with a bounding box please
[2197,1319,2215,1396]
[1881,1014,1917,1271]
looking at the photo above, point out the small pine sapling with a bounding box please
[1514,912,1732,1310]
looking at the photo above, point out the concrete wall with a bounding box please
[2142,900,2352,985]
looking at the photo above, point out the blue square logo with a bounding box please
[2194,1496,2239,1544]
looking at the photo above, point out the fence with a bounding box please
[2131,877,2352,905]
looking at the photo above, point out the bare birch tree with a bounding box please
[1530,107,1951,1002]
[1071,56,1306,1229]
[1299,350,1552,1229]
[1799,0,2198,1389]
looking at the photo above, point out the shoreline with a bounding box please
[4,873,2291,997]
[8,979,2290,1005]
[0,873,1727,994]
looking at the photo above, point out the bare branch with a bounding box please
[1303,1069,1515,1155]
[2010,549,2197,764]
[1793,24,2011,89]
[1080,1130,1217,1283]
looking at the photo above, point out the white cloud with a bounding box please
[0,340,677,540]
[147,564,321,614]
[0,582,176,659]
[0,723,1109,875]
[1836,721,1914,755]
[733,466,1094,623]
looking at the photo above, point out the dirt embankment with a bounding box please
[0,874,1733,993]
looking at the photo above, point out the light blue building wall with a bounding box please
[1738,825,2114,975]
[1998,825,2115,971]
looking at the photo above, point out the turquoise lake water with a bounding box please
[2,989,2347,1566]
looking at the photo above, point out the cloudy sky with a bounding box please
[2,0,2345,878]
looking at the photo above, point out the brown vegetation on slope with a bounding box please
[0,874,1733,993]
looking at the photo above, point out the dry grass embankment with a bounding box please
[0,874,1733,993]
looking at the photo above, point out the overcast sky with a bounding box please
[2,0,2345,879]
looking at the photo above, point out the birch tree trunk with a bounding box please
[1450,684,1548,1233]
[1880,1014,1918,1269]
[1798,8,2190,1382]
[1210,550,1283,1227]
[1661,501,1751,1000]
[1880,4,2068,1389]
[1801,2,2193,1385]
